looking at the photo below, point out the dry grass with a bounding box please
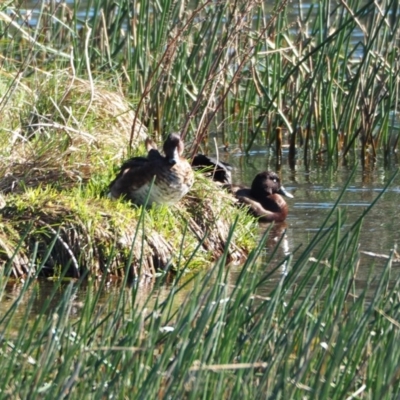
[0,70,147,194]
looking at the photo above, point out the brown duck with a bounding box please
[229,171,293,222]
[109,133,194,206]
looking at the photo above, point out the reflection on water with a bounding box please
[0,273,197,335]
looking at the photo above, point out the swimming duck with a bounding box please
[109,133,194,206]
[229,171,293,222]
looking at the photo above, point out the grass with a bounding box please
[0,1,400,397]
[0,193,399,398]
[0,171,257,278]
[2,0,399,165]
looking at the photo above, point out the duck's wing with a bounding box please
[147,149,164,161]
[113,148,163,178]
[109,156,167,199]
[237,195,274,220]
[237,196,278,222]
[229,187,282,222]
[118,156,149,171]
[109,156,148,186]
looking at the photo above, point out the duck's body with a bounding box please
[109,133,194,206]
[229,171,293,222]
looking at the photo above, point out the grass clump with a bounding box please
[0,69,257,279]
[0,172,256,279]
[0,70,147,194]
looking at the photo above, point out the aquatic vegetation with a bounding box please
[1,0,399,166]
[0,193,399,398]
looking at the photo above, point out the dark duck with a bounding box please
[191,153,232,184]
[109,133,194,206]
[229,171,293,223]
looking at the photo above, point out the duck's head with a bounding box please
[163,133,185,165]
[191,154,232,184]
[251,171,293,199]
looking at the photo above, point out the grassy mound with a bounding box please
[0,71,257,279]
[0,70,147,194]
[0,175,256,279]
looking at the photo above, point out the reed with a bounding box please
[1,0,399,165]
[0,180,399,398]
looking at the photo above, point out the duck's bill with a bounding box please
[278,186,294,198]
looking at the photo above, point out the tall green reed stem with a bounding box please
[1,0,399,164]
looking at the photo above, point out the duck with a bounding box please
[228,171,293,222]
[109,133,194,206]
[191,153,232,184]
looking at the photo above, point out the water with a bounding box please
[233,152,400,254]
